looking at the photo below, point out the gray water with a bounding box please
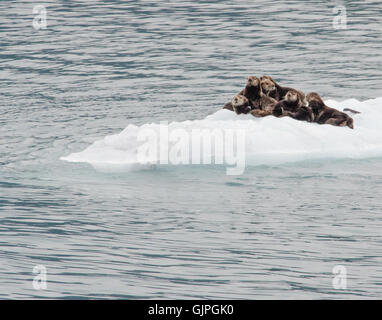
[1,0,382,299]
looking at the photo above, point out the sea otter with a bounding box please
[237,76,278,117]
[238,76,263,108]
[260,75,307,106]
[250,93,279,117]
[223,76,262,110]
[223,76,260,111]
[306,92,354,129]
[231,94,252,115]
[223,76,277,116]
[273,89,314,122]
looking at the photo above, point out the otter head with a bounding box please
[306,92,325,109]
[246,76,260,88]
[260,76,276,93]
[232,94,251,114]
[285,90,299,103]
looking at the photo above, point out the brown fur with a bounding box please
[286,106,314,122]
[223,76,277,117]
[223,101,234,111]
[307,92,354,129]
[273,90,313,122]
[276,89,304,112]
[250,94,278,117]
[231,94,252,115]
[223,76,262,111]
[239,76,278,117]
[238,76,263,109]
[260,75,307,106]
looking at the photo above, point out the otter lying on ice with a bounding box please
[224,76,277,114]
[223,75,359,129]
[306,92,355,129]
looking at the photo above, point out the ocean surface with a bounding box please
[1,0,382,299]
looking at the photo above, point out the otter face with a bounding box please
[306,92,325,110]
[246,76,260,87]
[307,92,318,101]
[260,78,276,93]
[285,90,298,103]
[232,94,251,114]
[306,92,322,104]
[232,94,248,107]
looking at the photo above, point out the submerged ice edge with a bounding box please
[61,97,382,170]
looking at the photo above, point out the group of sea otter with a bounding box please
[223,76,359,129]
